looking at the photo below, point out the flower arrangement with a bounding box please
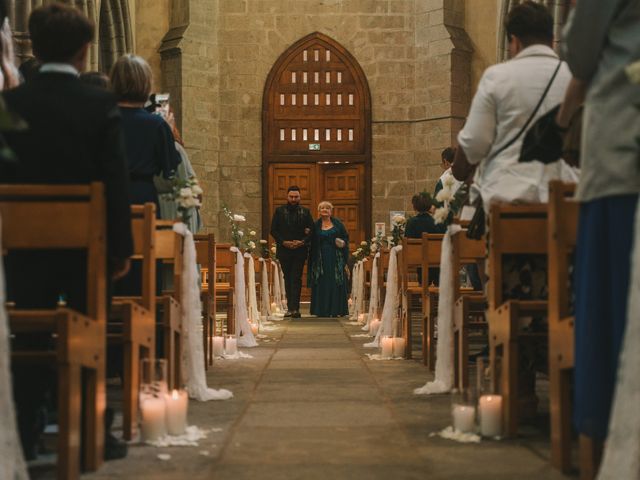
[389,214,406,247]
[173,177,202,224]
[222,205,246,248]
[370,232,384,253]
[351,240,372,262]
[258,239,270,258]
[433,180,468,227]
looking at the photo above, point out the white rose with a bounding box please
[182,196,198,208]
[360,241,367,246]
[233,214,246,222]
[248,241,256,249]
[392,214,406,225]
[433,206,449,224]
[270,246,276,254]
[180,187,193,198]
[436,187,453,203]
[191,184,203,195]
[626,60,640,84]
[371,244,378,252]
[260,239,268,244]
[249,230,256,236]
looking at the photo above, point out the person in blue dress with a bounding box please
[308,201,350,317]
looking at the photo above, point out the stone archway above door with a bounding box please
[262,32,372,246]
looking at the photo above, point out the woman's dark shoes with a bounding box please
[104,432,128,461]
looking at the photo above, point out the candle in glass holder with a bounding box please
[381,336,393,358]
[140,396,166,442]
[358,313,366,323]
[270,301,277,311]
[479,394,503,437]
[392,337,406,358]
[212,336,224,357]
[369,319,381,335]
[250,323,259,335]
[452,404,476,433]
[165,389,188,436]
[225,336,238,355]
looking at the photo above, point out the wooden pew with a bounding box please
[400,237,425,360]
[487,204,548,437]
[450,230,486,390]
[109,203,156,441]
[421,233,444,369]
[1,183,106,479]
[195,233,215,367]
[155,220,184,390]
[547,181,584,474]
[377,248,390,305]
[215,243,235,335]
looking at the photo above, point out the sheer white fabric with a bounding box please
[0,215,28,479]
[259,259,271,320]
[230,247,258,347]
[350,261,364,321]
[173,224,233,400]
[414,225,460,395]
[278,264,287,312]
[272,261,283,313]
[363,253,380,332]
[365,246,402,348]
[245,254,260,325]
[597,199,640,480]
[356,259,368,324]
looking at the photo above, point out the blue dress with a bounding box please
[309,225,349,317]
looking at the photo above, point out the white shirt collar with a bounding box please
[39,63,79,76]
[513,44,558,60]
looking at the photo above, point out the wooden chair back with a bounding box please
[0,183,106,321]
[450,230,485,300]
[129,204,157,312]
[155,220,183,302]
[488,204,547,310]
[421,233,444,285]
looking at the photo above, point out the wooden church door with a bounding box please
[262,32,372,249]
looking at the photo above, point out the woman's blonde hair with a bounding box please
[317,201,333,211]
[110,54,152,103]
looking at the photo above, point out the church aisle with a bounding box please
[83,317,567,480]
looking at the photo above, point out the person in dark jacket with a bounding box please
[269,185,314,318]
[308,201,349,317]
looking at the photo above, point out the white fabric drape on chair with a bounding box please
[230,247,258,347]
[173,223,233,401]
[414,225,460,395]
[278,264,287,312]
[365,246,402,348]
[245,253,260,325]
[349,261,359,319]
[363,253,380,332]
[597,200,640,479]
[0,215,28,479]
[272,261,283,312]
[259,258,271,320]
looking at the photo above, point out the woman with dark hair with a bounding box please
[405,192,445,238]
[308,201,350,317]
[110,54,180,209]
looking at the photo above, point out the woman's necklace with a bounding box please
[321,219,333,230]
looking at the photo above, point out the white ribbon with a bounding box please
[414,224,461,395]
[173,223,233,400]
[350,262,361,320]
[244,253,260,325]
[230,247,257,347]
[365,246,402,348]
[363,252,381,332]
[259,258,271,319]
[272,261,282,313]
[278,262,287,312]
[357,258,368,324]
[0,215,28,479]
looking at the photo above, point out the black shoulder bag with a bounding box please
[466,60,562,240]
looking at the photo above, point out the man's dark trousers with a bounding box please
[278,249,307,313]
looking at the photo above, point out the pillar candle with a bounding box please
[164,389,188,436]
[478,394,503,437]
[392,337,406,358]
[381,336,393,358]
[250,323,259,335]
[452,404,476,433]
[358,313,365,323]
[212,336,224,357]
[140,396,166,442]
[225,336,238,355]
[369,319,381,336]
[348,298,353,307]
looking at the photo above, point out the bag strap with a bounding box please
[488,60,563,161]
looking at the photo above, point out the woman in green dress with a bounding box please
[308,201,350,317]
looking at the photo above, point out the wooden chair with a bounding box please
[377,248,390,304]
[400,237,425,360]
[195,233,215,367]
[215,243,236,335]
[109,203,157,440]
[487,204,548,437]
[546,181,588,474]
[1,183,106,479]
[155,220,184,390]
[421,233,444,369]
[450,230,486,390]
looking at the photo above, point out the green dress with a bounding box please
[309,220,349,317]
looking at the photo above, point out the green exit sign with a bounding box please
[308,143,320,151]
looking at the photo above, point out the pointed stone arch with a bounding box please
[262,32,372,244]
[98,0,133,73]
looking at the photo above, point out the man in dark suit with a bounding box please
[270,186,314,318]
[2,3,133,460]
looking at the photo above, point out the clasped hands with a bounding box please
[282,240,305,249]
